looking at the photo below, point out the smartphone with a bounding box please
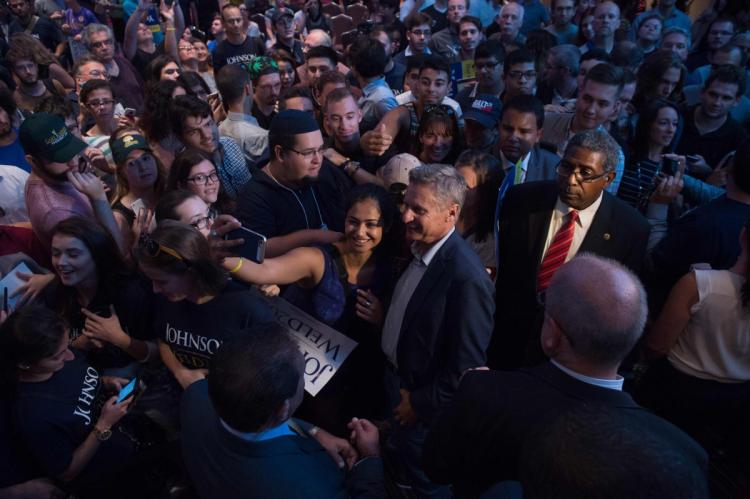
[123,108,136,118]
[117,378,138,403]
[224,227,267,264]
[207,91,220,101]
[686,154,701,163]
[130,198,146,215]
[661,157,678,176]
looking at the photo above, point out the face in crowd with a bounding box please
[499,108,542,163]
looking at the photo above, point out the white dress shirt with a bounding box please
[551,359,624,390]
[381,228,455,366]
[541,194,603,264]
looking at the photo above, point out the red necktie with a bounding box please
[537,210,579,291]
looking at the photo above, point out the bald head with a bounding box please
[593,1,621,39]
[544,254,647,366]
[304,29,332,52]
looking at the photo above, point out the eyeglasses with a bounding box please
[179,45,195,51]
[287,146,325,160]
[190,213,215,230]
[82,69,109,80]
[138,233,184,261]
[410,29,431,36]
[87,98,115,109]
[186,170,219,185]
[508,70,537,80]
[475,61,500,70]
[556,162,611,183]
[90,38,114,49]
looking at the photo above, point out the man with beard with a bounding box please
[250,57,282,130]
[581,1,620,55]
[0,89,31,172]
[20,112,124,249]
[488,128,649,369]
[235,110,349,257]
[170,95,252,199]
[6,43,67,115]
[7,0,64,55]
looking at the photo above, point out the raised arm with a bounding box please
[124,0,150,60]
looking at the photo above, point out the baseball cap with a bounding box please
[377,153,422,188]
[111,133,152,166]
[272,7,294,24]
[463,94,502,129]
[19,112,88,163]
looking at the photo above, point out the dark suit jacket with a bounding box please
[395,231,495,423]
[488,181,650,369]
[524,146,560,182]
[181,380,386,499]
[422,363,707,499]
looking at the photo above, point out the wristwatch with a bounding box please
[93,426,112,441]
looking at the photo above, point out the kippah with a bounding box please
[269,110,320,136]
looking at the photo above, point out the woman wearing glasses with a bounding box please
[79,80,125,177]
[134,221,274,390]
[109,133,167,251]
[167,148,234,216]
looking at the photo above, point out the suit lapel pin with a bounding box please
[603,233,611,240]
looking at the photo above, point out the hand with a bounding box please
[393,389,418,427]
[102,375,130,392]
[97,395,132,428]
[132,207,154,249]
[209,94,226,123]
[67,170,107,201]
[685,154,712,177]
[117,114,137,129]
[159,0,175,23]
[84,147,111,174]
[61,23,71,34]
[258,284,281,297]
[313,427,359,469]
[323,147,348,166]
[705,164,729,187]
[0,309,6,325]
[360,124,393,156]
[209,214,243,259]
[650,155,685,205]
[175,368,207,389]
[348,417,380,459]
[12,272,55,306]
[355,289,384,324]
[9,477,67,498]
[82,305,129,347]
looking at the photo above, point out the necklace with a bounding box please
[265,166,327,230]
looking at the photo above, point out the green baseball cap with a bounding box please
[111,133,152,166]
[19,112,88,163]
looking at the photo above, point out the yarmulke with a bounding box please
[269,110,320,137]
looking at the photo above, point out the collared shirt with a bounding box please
[359,77,399,133]
[405,45,431,57]
[541,194,603,264]
[220,419,296,441]
[381,228,455,366]
[551,359,624,390]
[219,111,269,168]
[216,136,253,199]
[500,151,531,184]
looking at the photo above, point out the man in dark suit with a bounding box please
[489,128,649,368]
[380,164,495,498]
[423,255,707,499]
[496,95,560,202]
[181,323,385,499]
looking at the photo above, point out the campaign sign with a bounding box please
[264,298,358,396]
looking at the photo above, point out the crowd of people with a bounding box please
[0,0,748,497]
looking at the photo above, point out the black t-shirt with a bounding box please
[234,162,348,238]
[131,44,164,80]
[212,36,265,72]
[676,105,749,169]
[41,276,157,370]
[9,16,64,53]
[0,395,37,488]
[251,100,277,130]
[14,354,135,482]
[422,5,449,32]
[154,281,274,370]
[272,39,305,67]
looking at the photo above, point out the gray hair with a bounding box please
[545,254,648,366]
[408,164,467,209]
[306,29,332,48]
[500,1,524,22]
[81,23,114,50]
[660,26,692,48]
[549,44,580,75]
[565,129,620,172]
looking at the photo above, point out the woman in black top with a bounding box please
[0,306,134,497]
[167,148,234,217]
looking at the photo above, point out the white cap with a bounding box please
[377,153,422,188]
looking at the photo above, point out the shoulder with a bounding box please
[602,192,650,233]
[506,180,557,204]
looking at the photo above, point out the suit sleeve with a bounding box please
[346,458,387,499]
[409,273,495,421]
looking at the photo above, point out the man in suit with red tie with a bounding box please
[487,128,650,369]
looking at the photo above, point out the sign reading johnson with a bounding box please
[265,298,358,396]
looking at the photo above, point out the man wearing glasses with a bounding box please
[488,128,649,370]
[394,12,432,68]
[236,110,349,258]
[82,23,145,112]
[500,48,537,103]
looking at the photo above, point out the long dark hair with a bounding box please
[140,80,190,143]
[167,148,234,214]
[343,183,401,258]
[134,220,227,298]
[633,51,685,111]
[50,217,129,320]
[455,150,503,242]
[630,99,681,161]
[0,305,68,395]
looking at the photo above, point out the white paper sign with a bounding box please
[264,298,358,396]
[0,262,33,313]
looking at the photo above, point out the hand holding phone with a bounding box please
[224,227,267,263]
[117,377,138,403]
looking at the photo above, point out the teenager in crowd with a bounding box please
[167,148,234,216]
[415,106,461,164]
